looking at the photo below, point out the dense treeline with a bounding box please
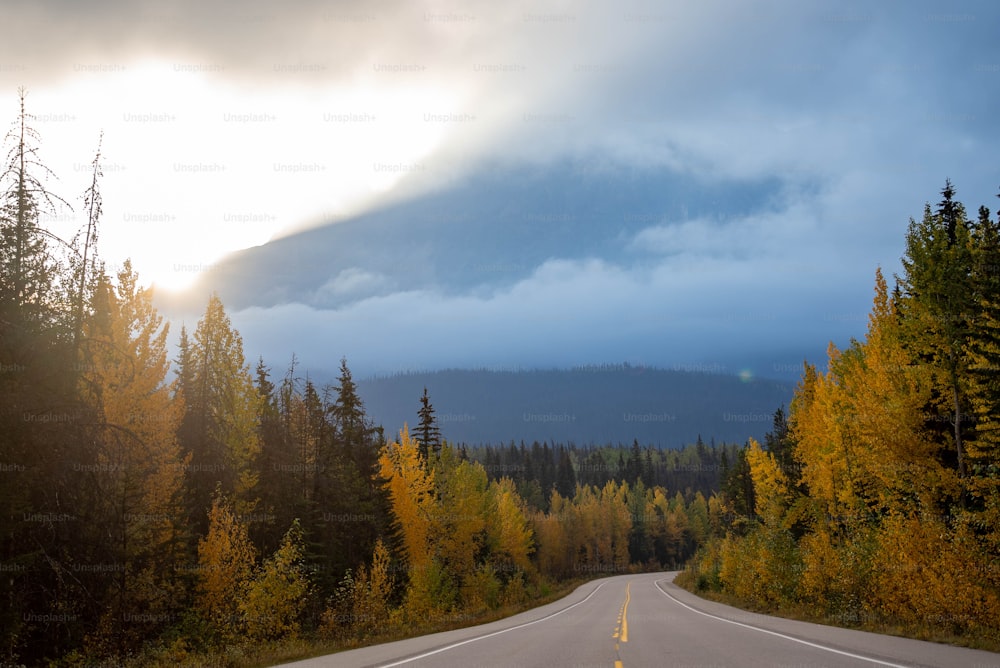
[355,366,794,446]
[465,439,740,510]
[0,94,728,666]
[683,182,1000,645]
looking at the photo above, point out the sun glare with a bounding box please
[12,60,465,295]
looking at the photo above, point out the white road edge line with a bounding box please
[374,581,608,667]
[654,579,912,668]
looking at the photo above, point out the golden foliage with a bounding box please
[241,520,310,641]
[378,425,437,572]
[196,495,257,638]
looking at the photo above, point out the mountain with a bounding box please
[162,159,782,314]
[353,366,794,447]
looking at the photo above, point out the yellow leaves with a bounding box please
[196,495,257,638]
[870,513,1000,636]
[437,457,489,578]
[745,438,789,526]
[199,499,312,642]
[488,477,534,575]
[378,425,436,571]
[790,270,959,527]
[241,520,310,641]
[350,538,394,635]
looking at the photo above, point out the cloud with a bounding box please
[228,238,873,381]
[309,268,392,306]
[8,0,998,381]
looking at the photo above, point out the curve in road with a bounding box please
[279,572,1000,668]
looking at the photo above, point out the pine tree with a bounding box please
[964,198,1000,549]
[69,133,103,355]
[315,358,387,585]
[416,387,442,462]
[0,91,95,662]
[0,87,70,330]
[178,294,262,534]
[898,182,975,478]
[555,446,577,499]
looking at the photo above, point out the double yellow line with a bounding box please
[613,581,632,668]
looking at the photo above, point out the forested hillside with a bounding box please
[355,367,793,446]
[0,92,735,667]
[682,182,1000,647]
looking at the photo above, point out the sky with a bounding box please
[2,0,998,381]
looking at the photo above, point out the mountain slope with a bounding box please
[354,366,793,446]
[164,160,782,314]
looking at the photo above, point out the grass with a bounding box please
[673,568,1000,654]
[120,578,593,668]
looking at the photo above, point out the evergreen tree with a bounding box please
[177,294,262,535]
[0,87,69,331]
[416,386,442,462]
[555,446,577,499]
[898,181,975,477]
[964,197,1000,548]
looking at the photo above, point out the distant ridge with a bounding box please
[354,366,794,447]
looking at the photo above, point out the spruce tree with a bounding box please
[898,181,975,478]
[416,386,442,462]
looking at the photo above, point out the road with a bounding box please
[279,572,1000,668]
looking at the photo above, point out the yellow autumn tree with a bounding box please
[434,449,489,591]
[78,262,187,647]
[378,425,436,571]
[378,425,452,618]
[350,537,395,637]
[196,494,257,639]
[241,519,310,641]
[532,490,573,579]
[487,477,535,575]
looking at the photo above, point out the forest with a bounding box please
[0,92,735,666]
[5,89,998,665]
[681,181,1000,647]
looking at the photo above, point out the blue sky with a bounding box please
[2,0,998,381]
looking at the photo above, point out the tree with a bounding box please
[0,90,95,662]
[435,449,489,592]
[324,358,387,571]
[77,262,188,655]
[378,425,437,572]
[196,493,257,640]
[0,87,70,330]
[416,387,442,462]
[348,537,394,636]
[897,182,975,478]
[555,446,576,499]
[178,294,262,532]
[69,132,103,355]
[964,200,1000,550]
[241,519,310,641]
[487,477,535,576]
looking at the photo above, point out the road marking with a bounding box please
[613,582,631,668]
[613,581,631,642]
[621,581,631,643]
[375,582,608,667]
[654,580,912,668]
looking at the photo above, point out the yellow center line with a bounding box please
[621,581,631,643]
[613,581,632,668]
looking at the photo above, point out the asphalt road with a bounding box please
[279,572,1000,668]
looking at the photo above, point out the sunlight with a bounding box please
[8,61,464,293]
